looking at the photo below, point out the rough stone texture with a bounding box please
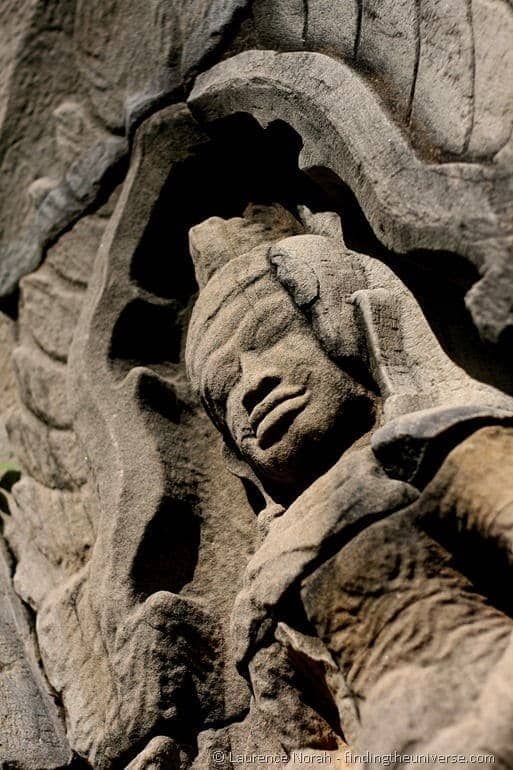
[0,0,251,296]
[2,2,513,341]
[188,47,513,343]
[417,425,513,565]
[183,204,513,768]
[20,104,257,769]
[305,424,513,768]
[0,314,17,468]
[250,0,513,161]
[1,3,513,769]
[0,534,71,768]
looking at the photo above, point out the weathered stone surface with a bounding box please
[0,9,127,298]
[0,0,254,300]
[184,202,513,765]
[0,135,128,297]
[19,272,82,362]
[2,3,513,768]
[4,203,101,614]
[126,736,191,770]
[0,314,17,468]
[418,425,513,562]
[0,1,79,252]
[298,425,513,765]
[411,0,475,155]
[3,0,513,336]
[0,534,71,768]
[5,476,96,609]
[46,214,106,287]
[12,346,71,429]
[0,1,38,127]
[251,0,513,162]
[38,585,225,767]
[188,48,513,342]
[23,104,259,768]
[469,0,513,159]
[302,507,513,764]
[6,407,87,490]
[357,0,419,123]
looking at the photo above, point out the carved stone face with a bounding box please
[201,284,373,498]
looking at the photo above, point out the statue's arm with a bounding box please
[418,425,513,564]
[232,447,418,673]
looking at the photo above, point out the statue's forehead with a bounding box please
[188,260,302,366]
[186,246,314,408]
[192,280,307,411]
[234,280,304,351]
[204,287,303,378]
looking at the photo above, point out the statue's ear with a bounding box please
[268,244,320,310]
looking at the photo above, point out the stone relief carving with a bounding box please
[1,2,513,769]
[184,203,513,766]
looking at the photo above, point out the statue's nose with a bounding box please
[241,374,281,418]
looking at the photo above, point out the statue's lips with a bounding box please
[250,388,310,448]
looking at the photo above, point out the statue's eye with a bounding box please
[222,363,242,402]
[269,249,319,310]
[202,355,241,415]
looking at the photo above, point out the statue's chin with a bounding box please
[246,398,376,502]
[245,433,339,502]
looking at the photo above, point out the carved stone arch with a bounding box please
[31,98,353,768]
[31,104,261,767]
[2,16,513,769]
[187,50,513,345]
[251,0,513,162]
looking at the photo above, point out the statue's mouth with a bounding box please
[249,387,310,449]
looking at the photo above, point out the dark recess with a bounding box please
[129,112,513,396]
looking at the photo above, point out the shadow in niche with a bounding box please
[110,298,182,379]
[131,497,200,596]
[305,165,513,397]
[118,112,513,601]
[135,368,183,424]
[127,111,513,396]
[0,288,19,321]
[129,114,315,303]
[112,115,322,383]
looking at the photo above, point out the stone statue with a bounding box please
[3,2,513,766]
[186,203,513,766]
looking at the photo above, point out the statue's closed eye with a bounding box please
[269,247,319,310]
